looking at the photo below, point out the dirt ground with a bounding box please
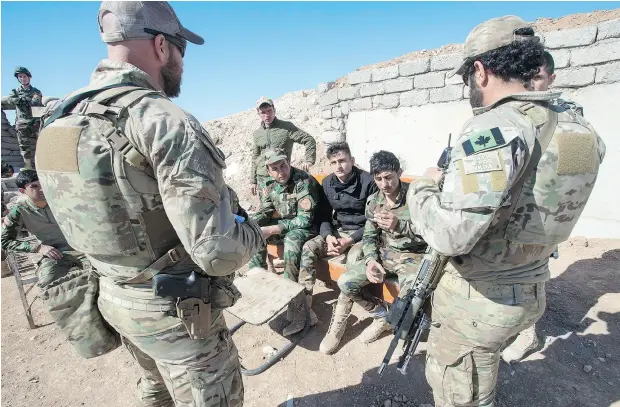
[1,237,619,407]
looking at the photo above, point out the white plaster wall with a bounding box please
[347,84,619,239]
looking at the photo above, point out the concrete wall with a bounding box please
[319,19,620,239]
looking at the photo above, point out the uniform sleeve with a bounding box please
[251,186,276,226]
[250,133,260,185]
[361,197,380,263]
[408,125,528,256]
[7,89,19,106]
[288,123,316,165]
[131,100,265,277]
[277,179,316,233]
[31,88,43,106]
[1,207,37,252]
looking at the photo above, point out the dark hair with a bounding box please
[369,150,400,175]
[326,142,351,159]
[462,28,545,85]
[16,169,38,189]
[542,50,555,75]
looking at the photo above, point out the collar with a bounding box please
[89,59,159,90]
[376,181,407,209]
[472,90,563,116]
[261,117,279,129]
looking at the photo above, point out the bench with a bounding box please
[266,173,417,303]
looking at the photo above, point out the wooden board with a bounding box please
[228,270,304,325]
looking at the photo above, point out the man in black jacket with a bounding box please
[283,142,377,336]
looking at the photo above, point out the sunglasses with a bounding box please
[144,28,187,57]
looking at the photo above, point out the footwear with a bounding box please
[282,294,318,336]
[501,324,539,363]
[359,317,392,344]
[319,296,353,354]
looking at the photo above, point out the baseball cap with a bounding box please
[449,15,538,78]
[98,1,204,56]
[264,148,288,166]
[256,96,274,109]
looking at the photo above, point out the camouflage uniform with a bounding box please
[0,195,88,289]
[408,87,605,405]
[248,163,321,293]
[36,42,263,407]
[8,80,43,170]
[338,182,427,312]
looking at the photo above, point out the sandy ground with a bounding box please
[1,237,619,407]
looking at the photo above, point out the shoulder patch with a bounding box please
[462,150,503,174]
[299,197,312,210]
[462,127,505,156]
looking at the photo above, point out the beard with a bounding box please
[468,72,484,108]
[161,56,182,98]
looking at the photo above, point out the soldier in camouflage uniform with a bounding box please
[407,16,605,406]
[249,97,316,199]
[248,148,322,336]
[1,170,89,288]
[320,151,427,354]
[502,49,587,365]
[34,2,264,406]
[8,67,43,170]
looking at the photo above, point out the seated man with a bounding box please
[1,169,88,289]
[295,142,377,337]
[320,150,427,354]
[248,148,323,336]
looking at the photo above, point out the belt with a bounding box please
[99,278,175,312]
[439,273,544,304]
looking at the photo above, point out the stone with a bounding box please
[321,109,333,119]
[399,58,430,76]
[595,62,620,84]
[338,86,360,101]
[372,94,400,109]
[446,72,464,85]
[321,131,345,144]
[340,101,350,115]
[463,86,470,99]
[552,67,595,88]
[571,40,620,66]
[317,82,335,93]
[430,53,462,71]
[414,72,445,89]
[400,90,429,107]
[544,26,597,49]
[319,89,339,106]
[351,97,372,111]
[550,49,571,69]
[347,70,372,85]
[384,78,414,93]
[598,357,606,363]
[598,18,620,40]
[583,364,593,373]
[360,82,386,97]
[606,353,612,359]
[429,85,464,103]
[372,66,399,82]
[332,106,342,117]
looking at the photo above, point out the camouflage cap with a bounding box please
[449,15,539,78]
[264,148,288,166]
[256,96,274,109]
[98,1,204,56]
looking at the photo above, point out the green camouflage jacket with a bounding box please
[251,167,321,233]
[8,85,43,123]
[362,182,427,263]
[250,118,316,183]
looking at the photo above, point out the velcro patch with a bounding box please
[462,127,505,156]
[299,197,312,211]
[462,150,502,174]
[556,132,598,175]
[36,126,81,173]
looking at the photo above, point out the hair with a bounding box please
[542,50,555,75]
[462,28,545,85]
[369,150,400,175]
[326,142,352,159]
[16,169,38,189]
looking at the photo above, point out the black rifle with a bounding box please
[378,134,452,376]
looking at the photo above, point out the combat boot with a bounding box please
[501,324,539,363]
[359,304,392,344]
[283,294,318,336]
[319,296,353,354]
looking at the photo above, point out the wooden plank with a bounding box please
[228,269,304,325]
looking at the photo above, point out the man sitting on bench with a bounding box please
[320,151,427,354]
[1,169,89,289]
[248,148,323,336]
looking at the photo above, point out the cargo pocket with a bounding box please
[426,337,474,406]
[189,367,244,407]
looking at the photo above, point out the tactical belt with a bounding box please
[120,243,188,285]
[99,278,176,312]
[439,272,544,304]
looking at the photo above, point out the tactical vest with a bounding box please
[36,84,189,283]
[492,99,601,245]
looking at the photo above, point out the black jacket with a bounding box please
[319,167,378,242]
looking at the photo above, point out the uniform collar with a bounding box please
[473,90,563,116]
[90,59,159,90]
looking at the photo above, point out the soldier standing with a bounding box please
[248,148,323,336]
[249,97,316,199]
[8,67,43,170]
[35,2,264,406]
[407,16,605,406]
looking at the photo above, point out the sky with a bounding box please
[2,1,619,123]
